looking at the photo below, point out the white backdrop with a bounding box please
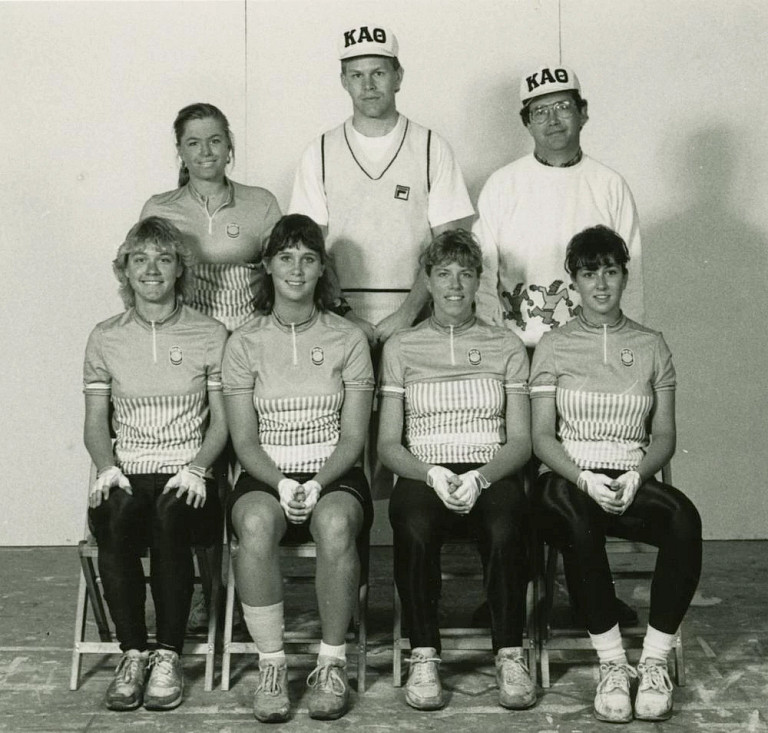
[2,0,767,543]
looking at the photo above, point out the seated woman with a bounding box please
[83,217,228,711]
[141,102,281,331]
[378,229,535,712]
[530,225,702,723]
[223,214,374,723]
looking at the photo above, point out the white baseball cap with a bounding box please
[520,65,581,105]
[338,25,398,61]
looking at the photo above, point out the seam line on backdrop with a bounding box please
[558,0,562,64]
[244,0,249,181]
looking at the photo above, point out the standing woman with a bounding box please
[223,214,374,722]
[378,230,535,712]
[530,225,702,723]
[141,103,281,332]
[84,217,228,711]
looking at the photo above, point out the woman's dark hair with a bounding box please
[112,216,194,308]
[564,224,630,276]
[420,228,483,276]
[253,214,335,313]
[519,90,587,126]
[173,103,234,187]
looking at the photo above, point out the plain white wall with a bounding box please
[2,0,767,543]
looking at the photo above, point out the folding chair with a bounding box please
[70,465,223,692]
[537,464,686,688]
[220,529,370,692]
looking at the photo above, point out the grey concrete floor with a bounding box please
[1,542,767,732]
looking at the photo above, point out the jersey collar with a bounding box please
[576,310,627,333]
[186,177,234,209]
[131,300,183,330]
[534,148,583,168]
[429,313,476,335]
[270,306,319,334]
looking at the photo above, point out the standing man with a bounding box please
[473,64,643,628]
[474,64,643,346]
[290,24,474,345]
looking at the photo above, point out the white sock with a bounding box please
[241,600,284,655]
[640,625,676,664]
[589,624,627,665]
[318,641,346,662]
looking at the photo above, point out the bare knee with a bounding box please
[234,503,283,555]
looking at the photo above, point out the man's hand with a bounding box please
[89,466,132,508]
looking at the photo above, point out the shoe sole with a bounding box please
[499,693,537,710]
[634,710,673,721]
[254,710,291,723]
[105,698,142,712]
[144,692,183,711]
[405,695,445,711]
[594,710,633,724]
[309,708,348,721]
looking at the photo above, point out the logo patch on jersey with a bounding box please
[226,222,240,238]
[394,185,410,201]
[169,346,183,365]
[468,349,482,366]
[311,347,324,366]
[620,348,634,367]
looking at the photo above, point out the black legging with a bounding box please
[389,464,530,653]
[533,470,702,636]
[88,473,220,653]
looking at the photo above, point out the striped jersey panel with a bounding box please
[113,390,208,474]
[556,387,653,470]
[405,378,506,464]
[190,263,258,331]
[255,391,344,473]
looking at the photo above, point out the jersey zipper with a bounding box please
[291,323,298,366]
[449,325,456,366]
[602,323,607,365]
[151,321,158,363]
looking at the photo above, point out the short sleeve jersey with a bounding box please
[222,310,374,474]
[83,304,228,474]
[529,314,675,471]
[380,317,529,465]
[141,179,281,330]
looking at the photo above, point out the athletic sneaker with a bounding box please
[306,657,349,720]
[594,662,637,723]
[105,649,149,711]
[634,658,673,721]
[144,649,184,710]
[253,659,290,723]
[405,647,444,710]
[495,649,536,709]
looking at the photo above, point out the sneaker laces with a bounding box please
[257,662,284,696]
[408,653,441,686]
[307,662,346,696]
[148,650,177,685]
[498,654,530,686]
[115,652,145,684]
[638,661,673,693]
[597,662,637,694]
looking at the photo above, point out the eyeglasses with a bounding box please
[529,100,577,125]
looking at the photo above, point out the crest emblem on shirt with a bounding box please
[468,349,482,366]
[169,346,183,365]
[620,348,634,367]
[394,185,410,201]
[226,222,240,238]
[311,347,324,366]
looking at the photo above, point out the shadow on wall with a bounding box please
[643,125,768,529]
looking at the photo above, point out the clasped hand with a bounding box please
[428,466,488,514]
[279,478,321,524]
[578,470,641,514]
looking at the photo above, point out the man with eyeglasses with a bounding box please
[474,64,643,345]
[473,65,643,630]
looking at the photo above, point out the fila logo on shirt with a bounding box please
[343,26,388,47]
[525,67,571,93]
[169,346,183,365]
[394,185,410,201]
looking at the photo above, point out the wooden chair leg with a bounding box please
[69,572,89,691]
[221,549,236,692]
[392,584,403,687]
